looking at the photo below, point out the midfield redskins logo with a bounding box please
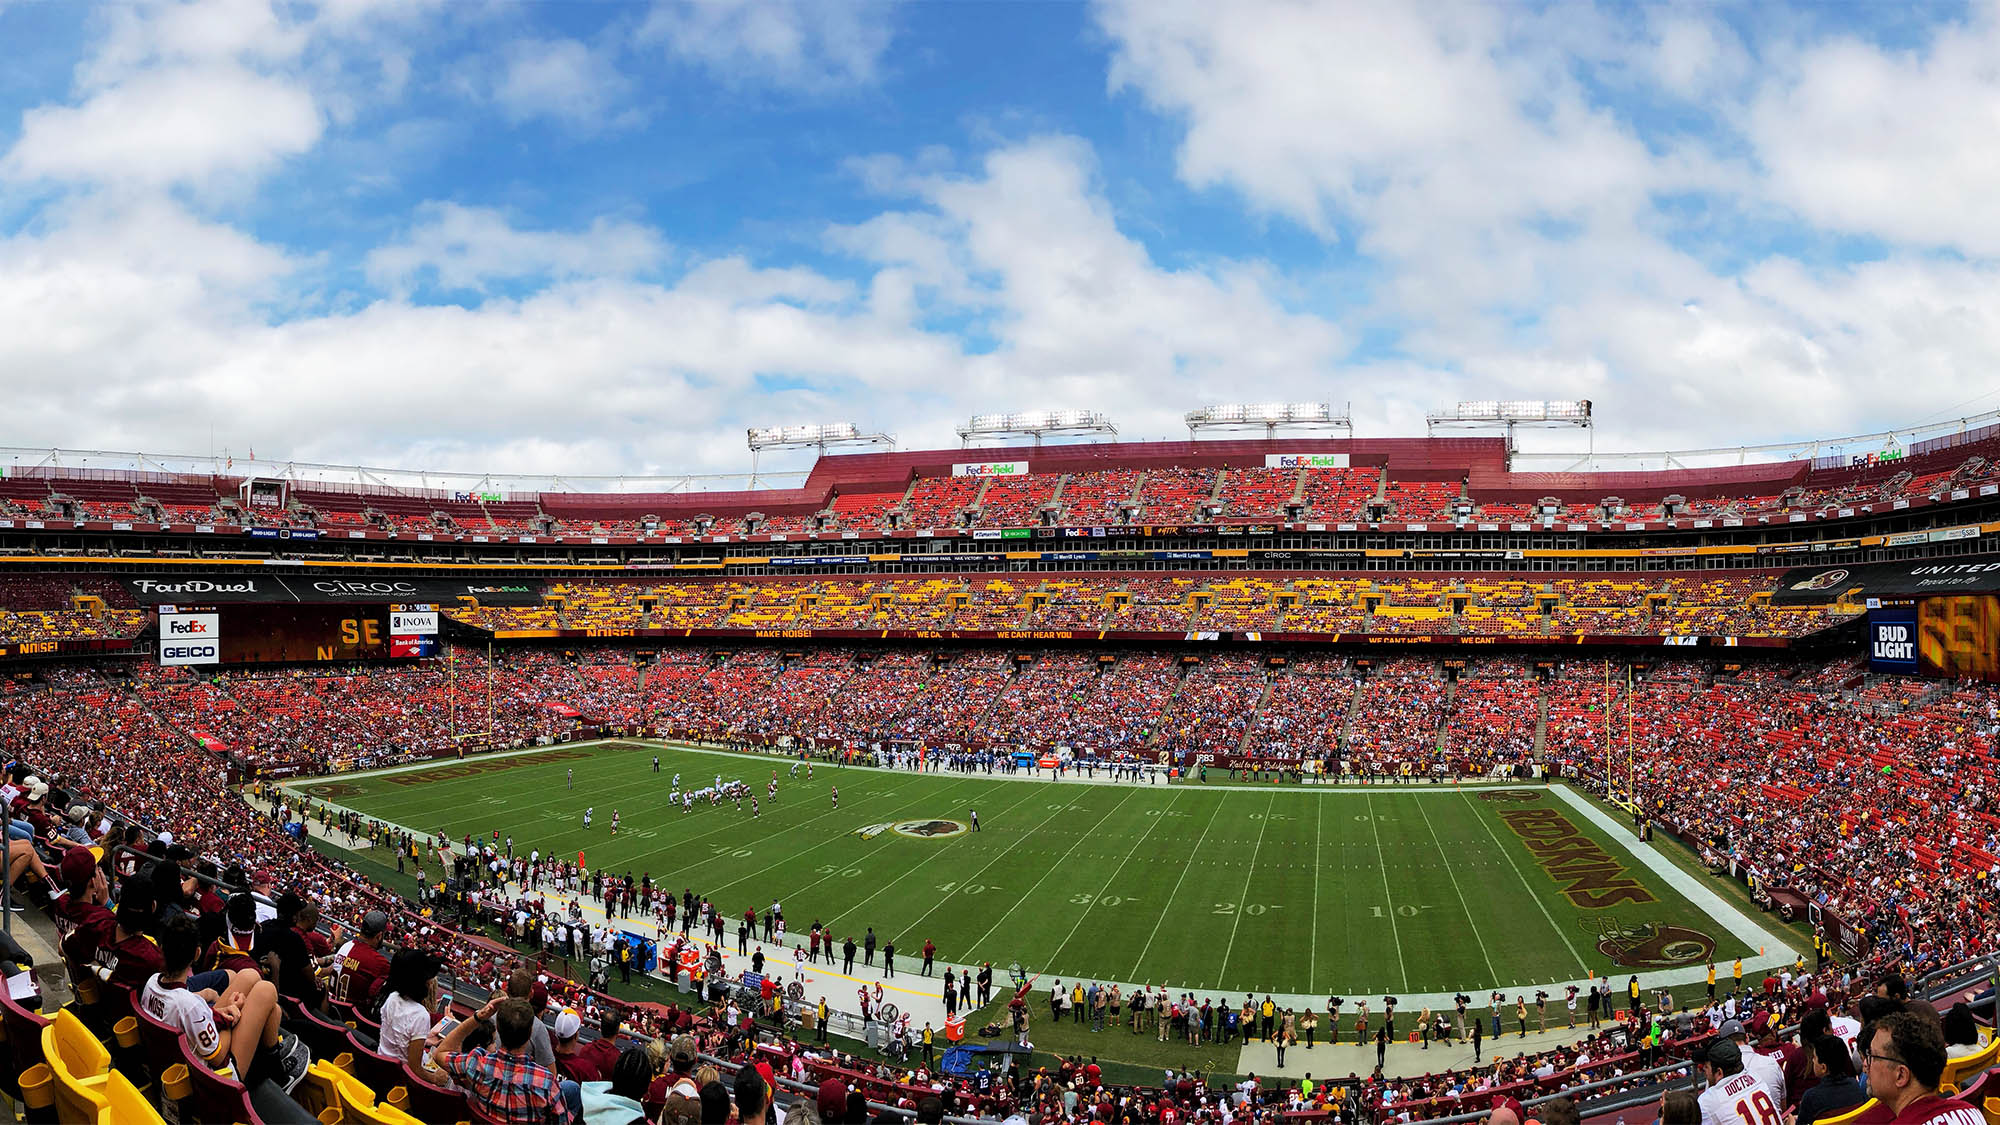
[892,819,969,839]
[1479,790,1544,803]
[1587,918,1716,968]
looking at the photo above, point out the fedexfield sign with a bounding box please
[952,461,1030,477]
[1264,453,1350,469]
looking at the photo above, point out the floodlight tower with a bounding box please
[1185,402,1352,440]
[746,422,895,487]
[1425,400,1593,459]
[956,410,1118,448]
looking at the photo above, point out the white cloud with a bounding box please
[365,203,671,293]
[640,0,899,91]
[1750,13,2000,254]
[5,63,320,189]
[491,37,636,129]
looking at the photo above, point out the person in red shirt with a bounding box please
[551,1009,600,1082]
[333,910,393,1015]
[103,892,165,999]
[54,848,113,974]
[1865,1012,1985,1125]
[577,1012,623,1077]
[922,939,936,976]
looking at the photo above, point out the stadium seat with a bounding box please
[42,1009,110,1080]
[0,989,52,1109]
[399,1057,473,1124]
[283,996,355,1065]
[293,1059,362,1122]
[104,1069,167,1124]
[166,1035,258,1125]
[1817,1099,1895,1125]
[336,1070,426,1125]
[45,1057,107,1125]
[1943,1037,2000,1094]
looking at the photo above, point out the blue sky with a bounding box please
[4,0,2000,484]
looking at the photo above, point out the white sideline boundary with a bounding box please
[273,739,1801,1014]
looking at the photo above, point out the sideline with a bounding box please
[287,735,1544,795]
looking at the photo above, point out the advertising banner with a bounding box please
[1867,607,1919,673]
[123,575,544,606]
[1773,553,2000,604]
[389,608,440,636]
[1264,453,1350,469]
[159,613,221,666]
[951,461,1030,478]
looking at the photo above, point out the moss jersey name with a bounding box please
[1497,807,1657,909]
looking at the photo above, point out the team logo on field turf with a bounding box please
[1479,790,1543,803]
[303,782,363,799]
[893,819,969,839]
[1588,918,1716,968]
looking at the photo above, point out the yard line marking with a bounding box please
[1310,796,1322,994]
[1217,792,1275,988]
[1365,793,1410,993]
[961,787,1144,956]
[894,792,1103,941]
[820,782,1049,929]
[1457,789,1590,974]
[1128,793,1226,979]
[1414,791,1501,988]
[1043,787,1185,972]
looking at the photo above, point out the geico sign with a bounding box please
[162,645,217,659]
[311,580,420,596]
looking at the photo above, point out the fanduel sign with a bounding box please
[159,613,221,666]
[1264,453,1350,469]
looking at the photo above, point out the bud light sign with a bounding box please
[1868,608,1919,673]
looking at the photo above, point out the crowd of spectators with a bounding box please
[6,639,2000,1125]
[430,573,1841,642]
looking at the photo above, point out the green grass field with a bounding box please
[286,740,1752,998]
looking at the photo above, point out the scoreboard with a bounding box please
[158,603,442,666]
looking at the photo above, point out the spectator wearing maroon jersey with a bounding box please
[577,1012,623,1077]
[1865,1012,1984,1125]
[54,847,112,971]
[104,885,165,997]
[333,909,392,1014]
[552,1009,600,1082]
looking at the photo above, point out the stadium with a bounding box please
[12,5,2000,1125]
[4,409,2000,1124]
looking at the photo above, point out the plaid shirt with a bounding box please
[436,1047,575,1125]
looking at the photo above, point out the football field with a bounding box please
[286,740,1760,998]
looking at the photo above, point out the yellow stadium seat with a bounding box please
[43,1009,110,1079]
[103,1069,166,1124]
[1943,1037,2000,1095]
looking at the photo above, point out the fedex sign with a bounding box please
[159,613,221,666]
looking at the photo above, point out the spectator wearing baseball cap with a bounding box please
[818,1077,849,1124]
[1720,1016,1789,1104]
[333,910,391,1016]
[552,1008,600,1083]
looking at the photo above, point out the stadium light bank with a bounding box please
[956,410,1118,448]
[1426,399,1594,455]
[1185,402,1352,440]
[745,422,895,487]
